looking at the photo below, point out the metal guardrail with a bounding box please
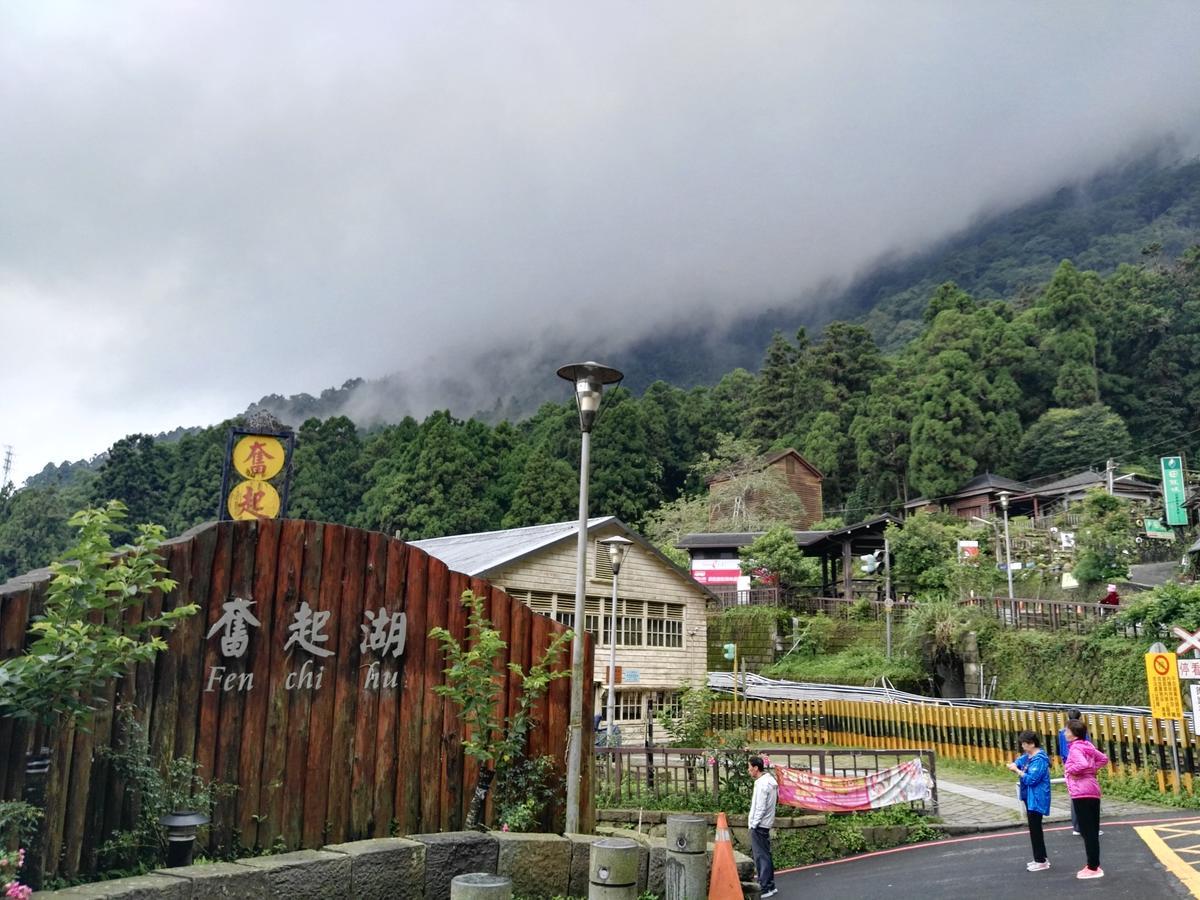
[706,672,1167,720]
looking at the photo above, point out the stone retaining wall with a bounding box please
[31,830,757,900]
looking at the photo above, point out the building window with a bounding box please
[651,690,683,719]
[509,590,684,649]
[615,691,643,721]
[647,618,683,648]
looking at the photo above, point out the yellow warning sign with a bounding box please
[226,479,281,521]
[232,434,286,481]
[1146,652,1184,720]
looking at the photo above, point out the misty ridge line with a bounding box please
[18,145,1200,482]
[245,147,1200,435]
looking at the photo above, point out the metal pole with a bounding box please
[1003,508,1012,600]
[884,535,893,660]
[607,564,619,743]
[565,430,592,835]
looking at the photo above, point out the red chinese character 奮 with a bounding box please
[243,440,277,477]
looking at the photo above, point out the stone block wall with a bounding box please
[31,832,583,900]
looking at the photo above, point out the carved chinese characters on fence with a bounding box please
[204,595,408,694]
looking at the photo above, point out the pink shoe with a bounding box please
[1076,867,1104,879]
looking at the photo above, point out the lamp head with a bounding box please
[599,535,634,574]
[557,361,623,433]
[997,490,1011,511]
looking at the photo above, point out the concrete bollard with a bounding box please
[665,815,708,900]
[589,837,640,900]
[450,872,513,899]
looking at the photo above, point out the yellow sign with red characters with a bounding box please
[1145,651,1184,720]
[233,435,286,480]
[226,479,281,521]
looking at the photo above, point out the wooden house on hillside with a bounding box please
[706,448,824,529]
[903,473,1031,520]
[412,517,712,735]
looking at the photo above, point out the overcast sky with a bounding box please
[3,1,1200,485]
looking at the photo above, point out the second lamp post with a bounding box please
[598,535,633,745]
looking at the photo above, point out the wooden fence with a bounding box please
[0,519,591,881]
[712,698,1198,796]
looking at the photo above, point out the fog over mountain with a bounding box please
[3,2,1200,482]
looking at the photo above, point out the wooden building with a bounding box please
[903,473,1031,520]
[413,517,713,737]
[705,448,824,529]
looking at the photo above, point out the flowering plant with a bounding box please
[1,847,31,900]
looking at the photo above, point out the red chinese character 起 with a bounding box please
[236,484,268,518]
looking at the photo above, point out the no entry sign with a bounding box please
[1146,651,1184,720]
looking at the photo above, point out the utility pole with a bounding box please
[1,446,11,487]
[1106,459,1116,495]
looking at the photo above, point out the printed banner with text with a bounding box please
[776,758,932,813]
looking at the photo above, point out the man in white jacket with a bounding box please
[747,755,778,898]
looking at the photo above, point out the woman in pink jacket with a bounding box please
[1063,718,1110,879]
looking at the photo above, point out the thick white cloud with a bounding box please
[2,1,1200,482]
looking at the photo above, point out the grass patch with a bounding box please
[764,642,926,690]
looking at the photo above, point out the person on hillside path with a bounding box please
[1057,709,1082,834]
[747,755,778,899]
[1008,730,1051,871]
[1064,719,1110,879]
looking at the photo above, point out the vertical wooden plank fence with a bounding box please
[0,519,586,881]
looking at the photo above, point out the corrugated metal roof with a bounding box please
[411,517,617,577]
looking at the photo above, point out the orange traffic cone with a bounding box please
[709,811,743,900]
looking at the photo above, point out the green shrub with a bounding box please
[976,628,1148,705]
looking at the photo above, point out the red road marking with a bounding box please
[776,815,1200,875]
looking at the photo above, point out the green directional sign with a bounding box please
[1161,456,1189,526]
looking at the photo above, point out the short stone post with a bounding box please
[589,837,640,899]
[450,872,513,899]
[665,815,707,900]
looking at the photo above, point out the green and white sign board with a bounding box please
[1161,456,1189,527]
[1145,517,1175,539]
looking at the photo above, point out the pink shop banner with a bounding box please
[776,758,932,813]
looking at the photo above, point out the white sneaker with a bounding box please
[1072,830,1080,836]
[761,889,778,898]
[1027,861,1051,872]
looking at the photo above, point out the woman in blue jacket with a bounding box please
[1008,730,1052,871]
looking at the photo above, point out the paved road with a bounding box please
[776,814,1197,899]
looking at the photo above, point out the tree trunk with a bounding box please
[466,764,495,831]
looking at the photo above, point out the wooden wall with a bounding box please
[0,519,590,881]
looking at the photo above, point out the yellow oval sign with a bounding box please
[227,479,282,521]
[232,435,286,480]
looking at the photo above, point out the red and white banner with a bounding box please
[776,758,931,813]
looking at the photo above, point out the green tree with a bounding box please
[91,435,174,530]
[288,416,365,524]
[747,330,802,445]
[0,501,197,724]
[0,485,76,582]
[357,411,502,538]
[1016,404,1133,480]
[430,590,571,829]
[502,445,578,528]
[886,514,989,596]
[1071,490,1135,587]
[739,525,820,593]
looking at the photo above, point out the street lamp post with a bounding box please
[998,490,1015,608]
[557,361,623,836]
[599,535,633,745]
